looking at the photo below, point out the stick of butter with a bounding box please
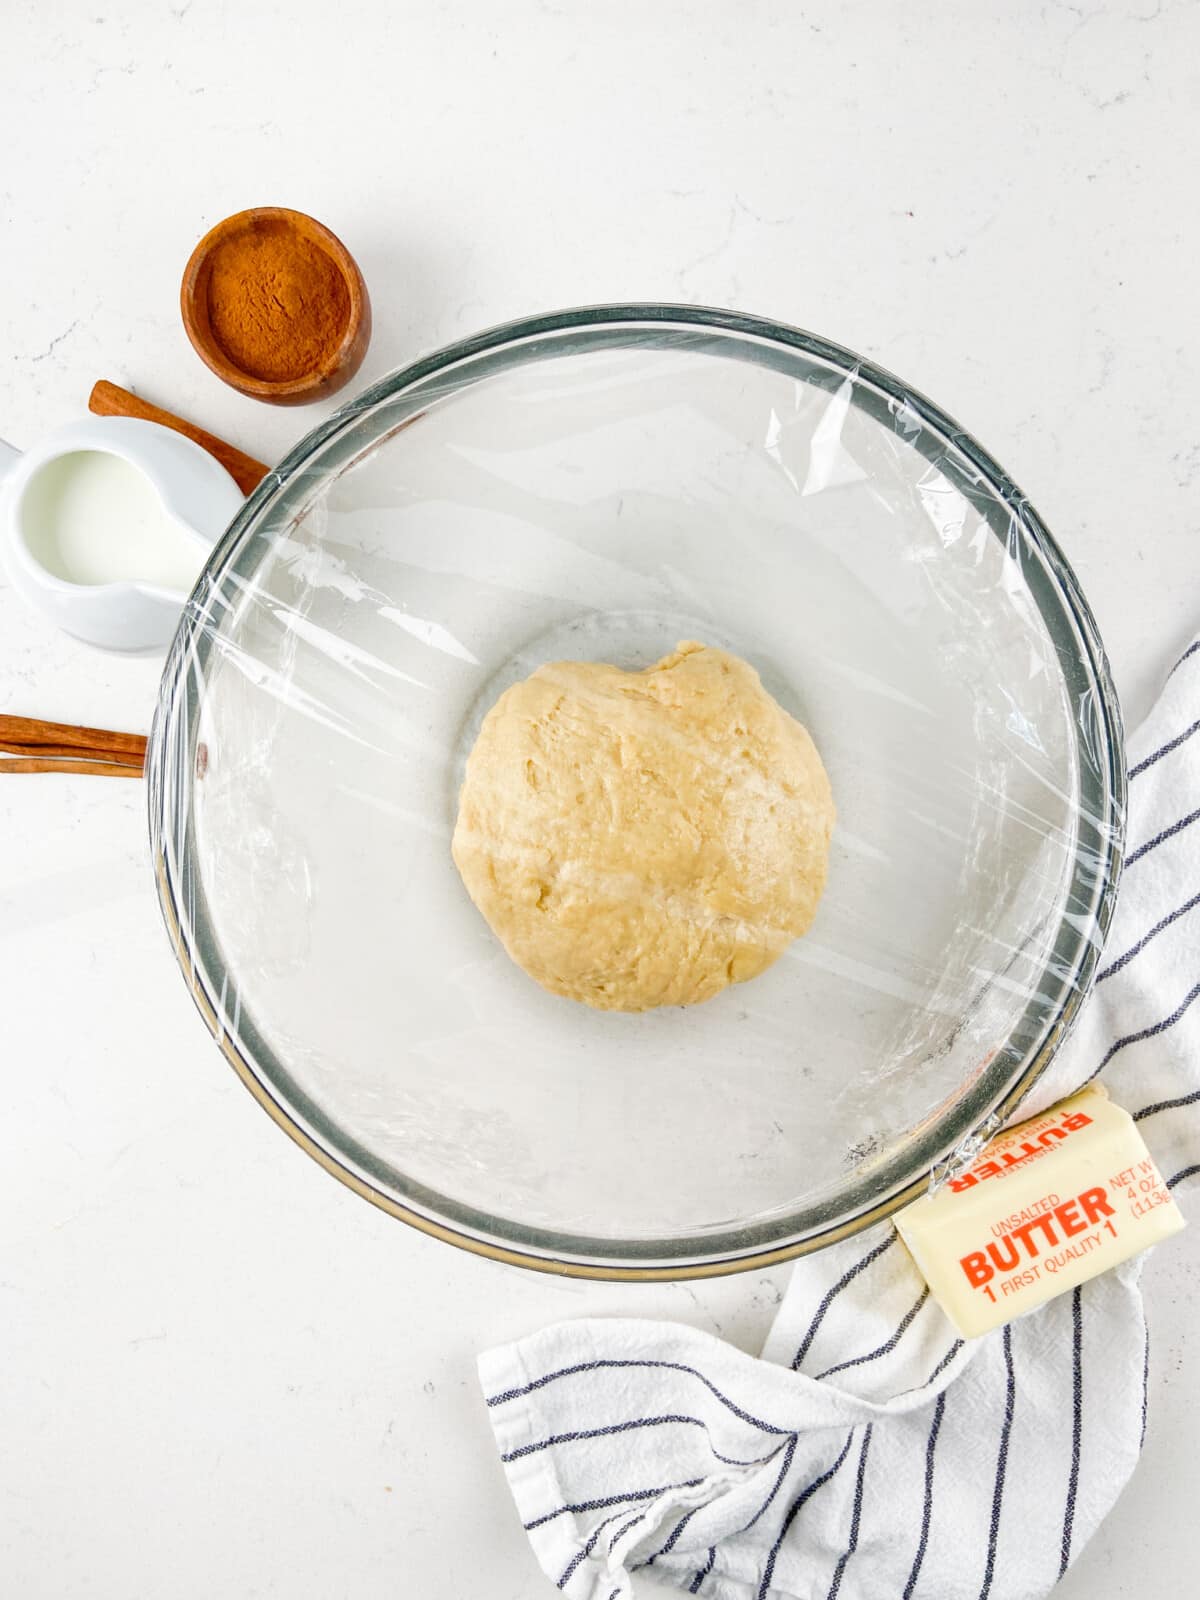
[894,1085,1185,1338]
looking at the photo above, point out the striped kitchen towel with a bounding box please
[479,636,1200,1600]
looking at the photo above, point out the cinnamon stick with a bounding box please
[88,379,269,496]
[0,758,144,778]
[0,714,147,763]
[0,738,145,765]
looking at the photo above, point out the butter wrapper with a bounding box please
[895,1085,1185,1338]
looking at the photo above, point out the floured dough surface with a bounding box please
[452,641,835,1011]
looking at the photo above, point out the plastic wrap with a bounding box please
[148,306,1125,1276]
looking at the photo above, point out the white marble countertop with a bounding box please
[2,2,1198,1595]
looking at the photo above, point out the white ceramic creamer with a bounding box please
[0,417,245,652]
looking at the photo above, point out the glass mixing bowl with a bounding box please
[147,305,1125,1278]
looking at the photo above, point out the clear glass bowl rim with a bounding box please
[147,302,1127,1280]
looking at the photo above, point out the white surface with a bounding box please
[1,2,1197,1595]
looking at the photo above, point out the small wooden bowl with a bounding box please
[181,208,371,406]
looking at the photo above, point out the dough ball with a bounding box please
[452,641,834,1012]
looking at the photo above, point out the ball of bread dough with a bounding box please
[452,641,834,1012]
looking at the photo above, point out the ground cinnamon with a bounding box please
[202,218,351,383]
